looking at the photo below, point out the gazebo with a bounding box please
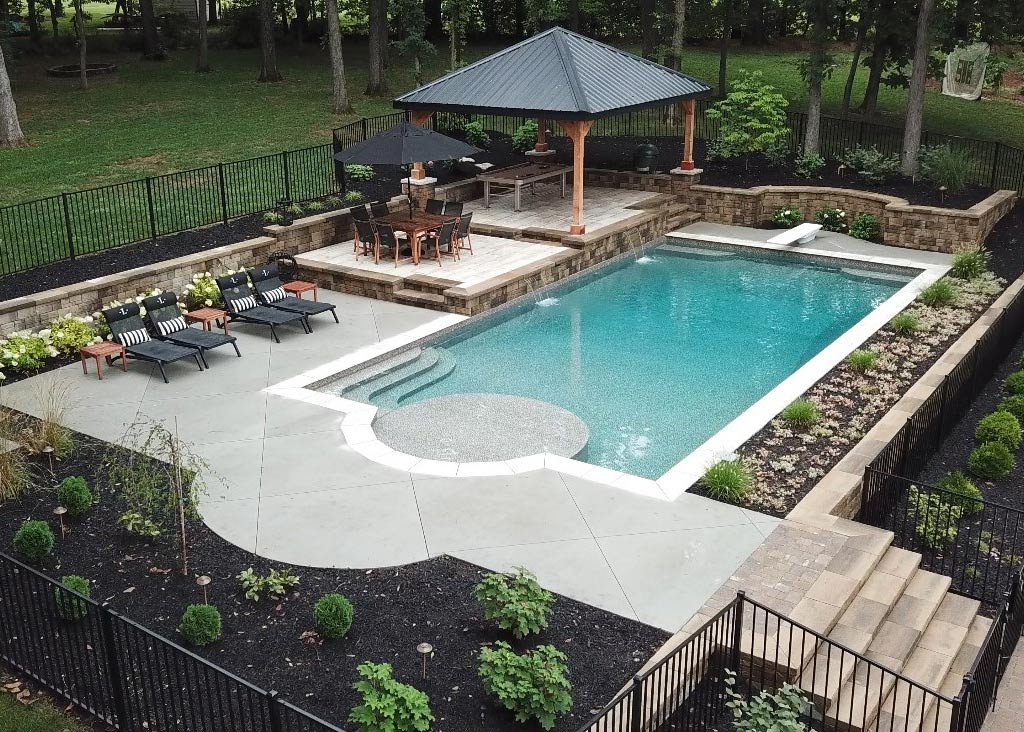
[393,27,712,234]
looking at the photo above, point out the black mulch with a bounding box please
[0,426,668,732]
[982,201,1024,283]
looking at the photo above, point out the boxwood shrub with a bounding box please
[968,442,1015,481]
[14,520,55,562]
[57,476,93,516]
[178,604,222,646]
[314,593,354,639]
[976,411,1022,451]
[55,575,91,621]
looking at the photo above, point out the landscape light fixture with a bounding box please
[43,444,54,473]
[939,185,948,203]
[196,575,212,605]
[417,642,434,679]
[53,506,67,538]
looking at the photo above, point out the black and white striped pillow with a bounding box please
[120,328,151,346]
[229,295,258,313]
[262,287,287,303]
[157,316,187,336]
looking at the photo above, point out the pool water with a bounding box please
[353,242,911,479]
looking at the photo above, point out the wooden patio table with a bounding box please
[375,211,448,265]
[478,163,572,212]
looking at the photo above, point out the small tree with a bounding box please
[704,70,788,162]
[391,0,436,87]
[0,41,27,147]
[441,0,470,70]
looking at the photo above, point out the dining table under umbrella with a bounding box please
[333,120,481,215]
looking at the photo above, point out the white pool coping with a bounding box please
[266,233,950,502]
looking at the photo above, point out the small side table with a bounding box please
[185,307,229,335]
[283,280,319,301]
[80,341,127,380]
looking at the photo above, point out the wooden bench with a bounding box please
[767,223,823,246]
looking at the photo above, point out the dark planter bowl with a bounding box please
[46,63,118,78]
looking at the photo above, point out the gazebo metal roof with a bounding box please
[393,27,712,120]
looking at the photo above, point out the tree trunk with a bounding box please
[195,0,210,71]
[366,0,388,94]
[0,43,27,147]
[424,0,443,40]
[208,0,217,23]
[325,0,350,113]
[901,0,936,175]
[74,0,87,90]
[640,0,657,59]
[139,0,165,60]
[567,0,579,31]
[744,0,767,44]
[842,3,871,117]
[803,0,829,154]
[859,30,888,115]
[718,0,732,96]
[27,0,42,43]
[666,0,685,70]
[49,0,60,37]
[257,0,283,82]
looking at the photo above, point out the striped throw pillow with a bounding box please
[120,328,151,346]
[263,287,287,303]
[229,295,258,313]
[157,316,187,336]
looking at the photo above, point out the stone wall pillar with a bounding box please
[401,177,438,210]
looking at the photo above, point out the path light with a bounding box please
[417,642,434,680]
[196,575,212,605]
[43,445,54,474]
[939,185,948,203]
[837,163,846,178]
[53,506,67,538]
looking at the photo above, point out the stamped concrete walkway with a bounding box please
[0,291,778,631]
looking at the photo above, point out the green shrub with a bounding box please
[324,195,343,208]
[704,70,789,159]
[1006,370,1024,396]
[262,210,284,224]
[842,145,902,185]
[462,120,491,148]
[725,671,808,732]
[478,642,572,731]
[919,144,970,194]
[118,510,161,537]
[178,604,222,646]
[771,207,802,228]
[976,411,1022,451]
[890,312,922,336]
[968,442,1015,481]
[0,333,54,373]
[57,476,93,517]
[350,662,434,732]
[849,213,881,241]
[286,202,305,216]
[55,575,90,622]
[238,567,300,602]
[700,459,752,503]
[919,279,958,307]
[950,246,988,280]
[343,190,366,205]
[344,164,375,181]
[998,395,1024,423]
[763,138,791,166]
[846,349,879,373]
[46,316,98,357]
[795,149,825,178]
[512,120,539,153]
[184,272,224,309]
[473,568,554,639]
[13,520,55,562]
[305,200,326,212]
[909,486,963,549]
[814,207,848,233]
[781,398,819,428]
[935,471,983,515]
[314,593,354,640]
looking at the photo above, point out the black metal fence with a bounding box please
[0,551,345,732]
[577,592,959,732]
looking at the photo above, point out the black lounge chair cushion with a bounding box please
[126,339,201,363]
[164,327,235,350]
[250,264,336,317]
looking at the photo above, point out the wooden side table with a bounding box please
[283,280,319,301]
[185,307,229,335]
[80,341,127,380]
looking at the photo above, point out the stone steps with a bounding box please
[394,288,447,309]
[920,613,994,732]
[343,347,448,407]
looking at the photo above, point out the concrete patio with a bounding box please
[0,289,777,631]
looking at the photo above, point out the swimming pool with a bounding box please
[322,240,916,479]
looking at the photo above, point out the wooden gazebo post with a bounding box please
[679,99,696,171]
[409,110,435,180]
[557,119,593,235]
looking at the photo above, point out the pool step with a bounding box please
[343,348,440,404]
[395,288,447,310]
[342,347,457,410]
[319,348,422,397]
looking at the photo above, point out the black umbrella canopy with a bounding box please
[333,121,481,165]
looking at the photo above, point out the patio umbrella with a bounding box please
[333,121,481,215]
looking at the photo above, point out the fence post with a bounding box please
[935,376,949,450]
[629,674,643,732]
[361,117,368,141]
[217,164,229,225]
[282,151,291,202]
[267,690,285,732]
[144,177,157,241]
[98,603,131,729]
[991,142,1002,190]
[951,674,973,732]
[61,192,76,260]
[732,591,745,674]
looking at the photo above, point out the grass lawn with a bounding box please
[0,692,88,732]
[3,19,1024,204]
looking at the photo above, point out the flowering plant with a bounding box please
[771,208,803,228]
[182,269,241,310]
[0,332,57,374]
[47,315,100,356]
[815,207,848,233]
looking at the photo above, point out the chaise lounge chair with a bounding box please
[248,263,339,326]
[215,273,311,343]
[141,292,241,368]
[102,303,204,384]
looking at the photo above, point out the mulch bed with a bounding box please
[0,425,667,732]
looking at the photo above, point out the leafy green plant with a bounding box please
[57,476,93,516]
[976,411,1022,451]
[263,210,284,224]
[511,120,539,153]
[14,520,55,562]
[178,604,222,646]
[919,279,958,307]
[46,316,98,357]
[478,642,572,731]
[344,190,366,205]
[462,120,490,148]
[890,312,922,336]
[814,207,848,233]
[286,203,305,216]
[305,200,326,212]
[763,138,791,166]
[324,195,343,208]
[951,246,988,280]
[968,442,1015,481]
[184,272,225,309]
[725,671,808,732]
[700,459,752,502]
[919,144,970,194]
[118,510,161,537]
[771,208,802,228]
[781,399,819,428]
[842,145,901,185]
[1005,370,1024,397]
[238,567,300,602]
[55,575,90,622]
[986,56,1010,92]
[849,213,881,241]
[846,349,879,373]
[794,149,825,178]
[935,471,983,515]
[998,395,1024,423]
[704,70,789,160]
[473,568,554,639]
[0,333,55,373]
[349,662,434,732]
[909,486,963,549]
[345,164,376,181]
[314,593,354,639]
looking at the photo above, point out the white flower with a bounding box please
[37,329,51,339]
[205,299,213,307]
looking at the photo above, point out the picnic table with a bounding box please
[478,163,572,212]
